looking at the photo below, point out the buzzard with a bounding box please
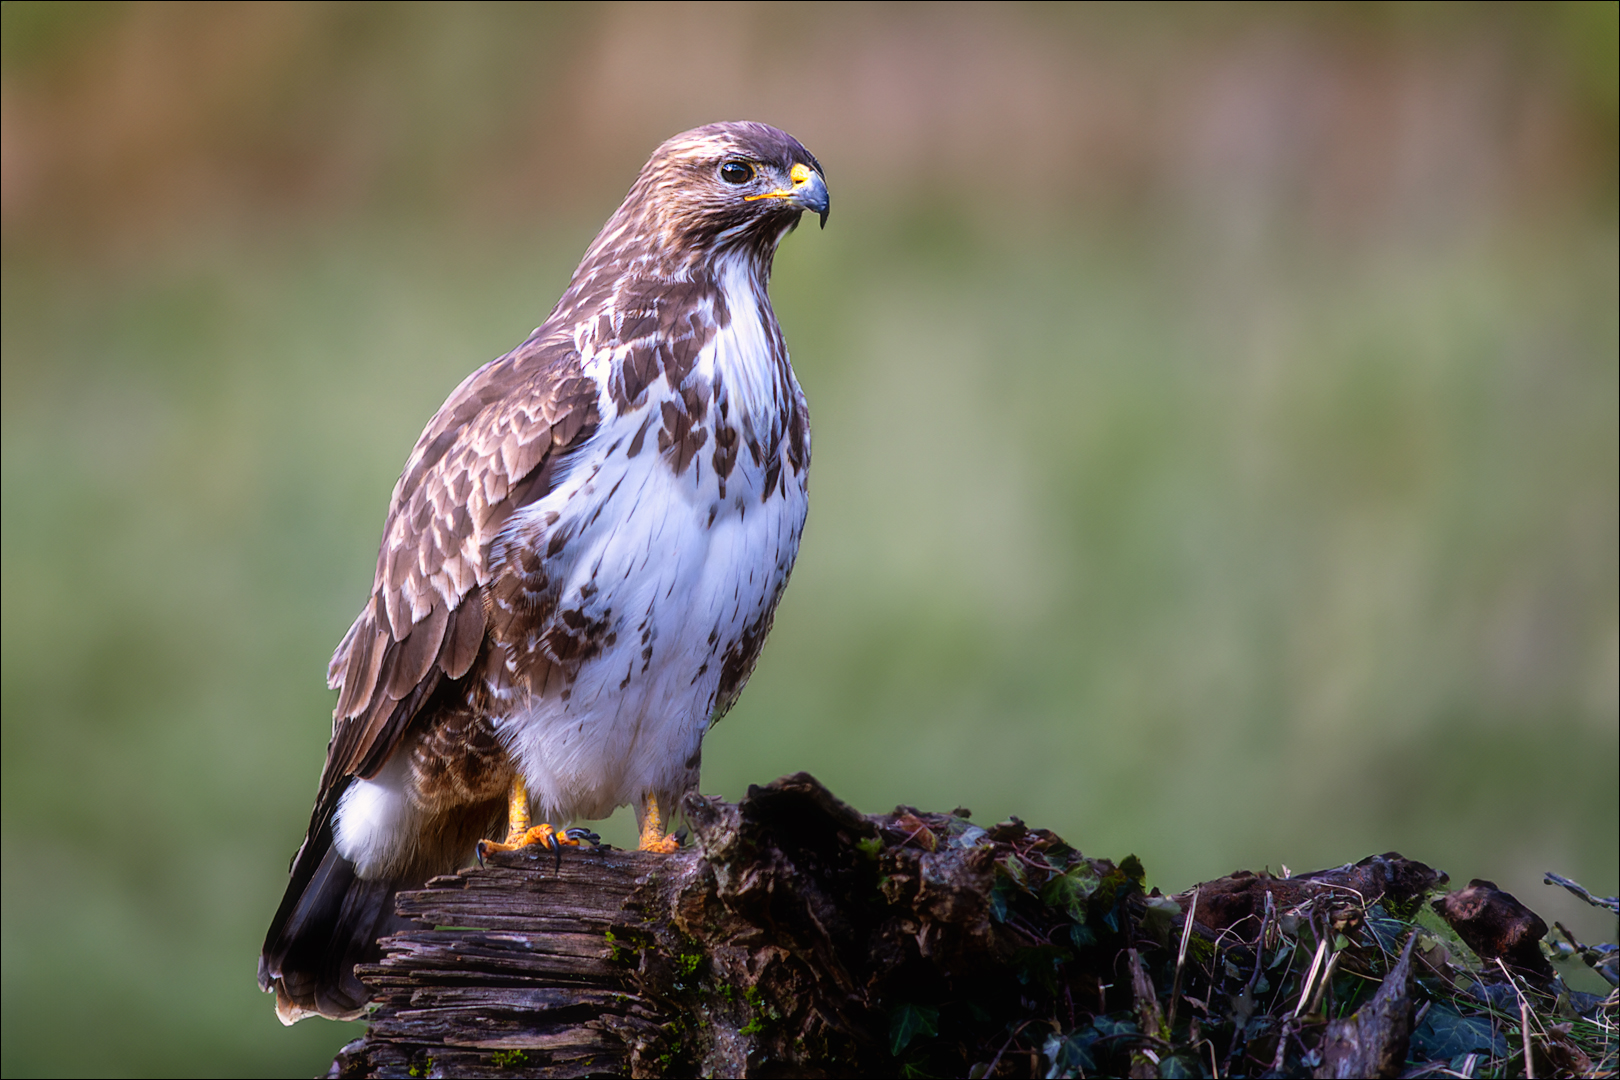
[259,122,828,1023]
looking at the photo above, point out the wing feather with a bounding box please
[313,334,599,800]
[387,599,448,699]
[436,599,486,679]
[332,626,380,719]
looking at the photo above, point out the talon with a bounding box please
[478,821,585,862]
[522,823,572,852]
[475,777,594,868]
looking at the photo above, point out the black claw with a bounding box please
[565,827,602,846]
[674,828,689,847]
[546,832,563,873]
[475,840,488,868]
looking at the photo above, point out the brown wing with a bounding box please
[312,331,600,803]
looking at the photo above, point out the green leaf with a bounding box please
[889,1003,940,1056]
[1041,863,1102,919]
[1157,1052,1200,1078]
[948,823,988,849]
[1410,1004,1507,1060]
[1362,905,1408,956]
[989,876,1016,923]
[1013,944,1073,993]
[1090,1015,1137,1039]
[1142,895,1182,944]
[999,855,1030,890]
[1041,1032,1096,1079]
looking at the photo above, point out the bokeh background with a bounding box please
[2,2,1615,1075]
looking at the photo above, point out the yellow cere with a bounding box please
[745,163,815,202]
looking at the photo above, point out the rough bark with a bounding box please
[1313,937,1416,1079]
[324,773,1474,1079]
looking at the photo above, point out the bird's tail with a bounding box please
[257,811,418,1024]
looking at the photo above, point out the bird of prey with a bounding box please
[259,122,828,1023]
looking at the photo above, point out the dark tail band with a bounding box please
[258,811,415,1023]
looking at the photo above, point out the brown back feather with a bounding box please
[314,334,598,802]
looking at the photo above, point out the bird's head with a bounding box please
[601,121,829,275]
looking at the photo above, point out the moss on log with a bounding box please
[327,773,1614,1079]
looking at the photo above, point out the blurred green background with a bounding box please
[2,2,1615,1075]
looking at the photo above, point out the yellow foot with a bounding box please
[638,793,683,854]
[476,776,599,869]
[477,822,600,869]
[478,823,573,857]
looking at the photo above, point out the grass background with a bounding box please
[2,3,1615,1075]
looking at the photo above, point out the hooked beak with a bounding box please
[792,163,830,229]
[747,162,830,228]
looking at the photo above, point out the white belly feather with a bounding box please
[500,274,807,822]
[335,262,807,871]
[500,417,804,820]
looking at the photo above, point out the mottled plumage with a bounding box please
[260,122,827,1022]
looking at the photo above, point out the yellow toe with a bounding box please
[637,793,682,853]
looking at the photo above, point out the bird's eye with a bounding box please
[719,161,755,185]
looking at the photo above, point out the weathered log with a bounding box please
[1312,936,1416,1079]
[1430,878,1557,983]
[330,772,1140,1077]
[326,773,1477,1079]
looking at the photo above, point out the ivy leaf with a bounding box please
[1410,1004,1507,1060]
[1362,905,1408,955]
[1013,944,1073,994]
[1142,895,1182,945]
[1157,1052,1200,1078]
[949,823,989,849]
[1041,863,1102,920]
[1090,1014,1137,1039]
[989,876,1016,923]
[1041,1032,1095,1079]
[998,855,1030,890]
[889,1003,939,1056]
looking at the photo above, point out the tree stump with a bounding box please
[326,773,1579,1079]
